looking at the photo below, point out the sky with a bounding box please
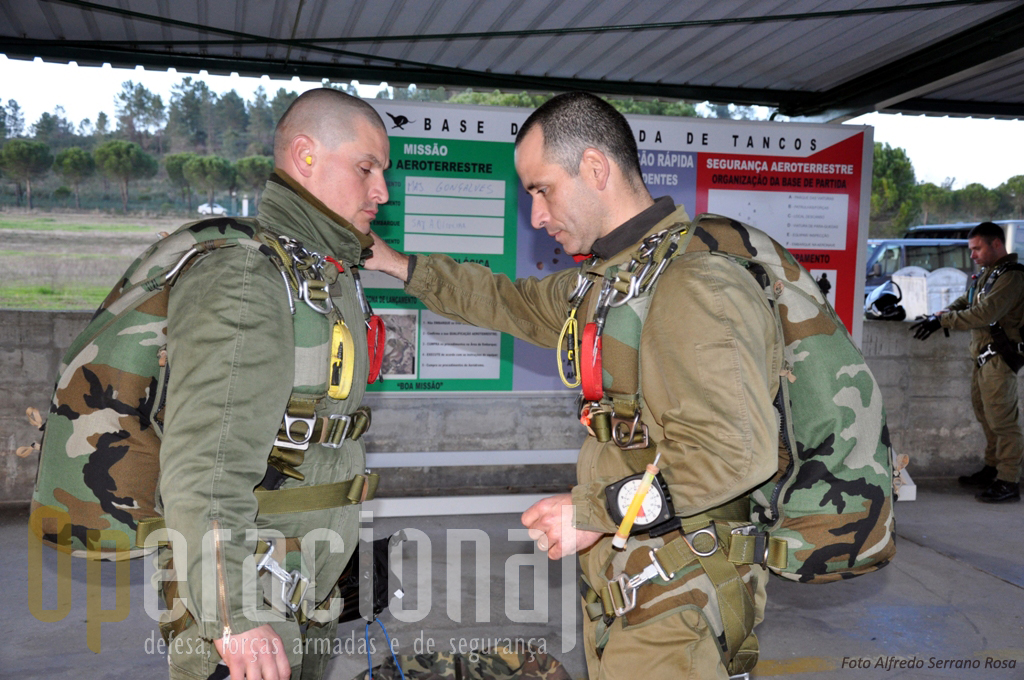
[2,54,1023,190]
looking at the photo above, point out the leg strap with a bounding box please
[593,514,779,664]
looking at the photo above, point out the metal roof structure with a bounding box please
[2,0,1024,121]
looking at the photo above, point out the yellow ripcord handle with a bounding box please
[557,309,581,388]
[328,320,356,400]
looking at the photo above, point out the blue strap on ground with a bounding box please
[366,618,405,680]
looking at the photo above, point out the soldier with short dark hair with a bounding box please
[366,91,781,679]
[911,221,1024,503]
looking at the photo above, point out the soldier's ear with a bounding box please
[290,135,315,178]
[580,147,610,191]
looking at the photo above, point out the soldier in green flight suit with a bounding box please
[158,89,390,680]
[365,92,781,679]
[911,221,1024,503]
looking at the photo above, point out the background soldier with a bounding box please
[366,92,781,679]
[911,221,1024,503]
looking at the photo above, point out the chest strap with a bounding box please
[272,404,372,482]
[254,473,379,514]
[134,472,378,548]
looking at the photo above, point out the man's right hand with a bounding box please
[213,624,290,680]
[363,231,411,282]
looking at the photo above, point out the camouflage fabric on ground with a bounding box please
[353,647,571,680]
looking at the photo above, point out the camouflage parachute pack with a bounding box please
[29,217,336,559]
[600,213,899,584]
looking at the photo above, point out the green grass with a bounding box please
[0,217,153,232]
[0,285,108,310]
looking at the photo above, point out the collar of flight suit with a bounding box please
[590,195,677,260]
[585,201,693,280]
[258,169,374,265]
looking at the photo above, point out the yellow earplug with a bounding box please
[305,156,312,165]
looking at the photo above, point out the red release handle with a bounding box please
[580,322,604,402]
[366,315,386,384]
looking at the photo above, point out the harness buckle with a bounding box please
[322,414,353,449]
[255,543,310,614]
[731,524,768,566]
[977,344,998,367]
[276,413,317,451]
[683,524,720,558]
[611,411,649,450]
[607,574,638,617]
[607,546,675,617]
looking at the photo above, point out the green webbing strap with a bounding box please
[689,530,755,660]
[134,474,379,545]
[707,494,751,521]
[638,494,744,570]
[627,513,752,660]
[260,232,301,292]
[580,576,611,622]
[254,473,379,515]
[728,533,788,571]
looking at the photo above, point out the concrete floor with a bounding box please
[3,479,1022,680]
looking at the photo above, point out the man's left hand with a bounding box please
[909,313,943,340]
[363,231,411,282]
[521,494,603,560]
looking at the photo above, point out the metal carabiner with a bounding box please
[607,275,641,308]
[643,240,679,290]
[293,260,334,314]
[351,268,374,322]
[638,229,668,259]
[568,272,594,307]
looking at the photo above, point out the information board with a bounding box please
[364,101,873,393]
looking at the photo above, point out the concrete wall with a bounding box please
[864,319,994,478]
[0,311,1005,504]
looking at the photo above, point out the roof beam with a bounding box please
[0,37,806,107]
[884,98,1024,119]
[778,4,1024,118]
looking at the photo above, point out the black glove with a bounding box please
[909,314,944,340]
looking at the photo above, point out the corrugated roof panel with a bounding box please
[2,0,1023,119]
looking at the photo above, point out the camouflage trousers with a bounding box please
[970,355,1024,483]
[582,564,768,680]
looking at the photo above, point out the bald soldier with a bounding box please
[157,88,389,679]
